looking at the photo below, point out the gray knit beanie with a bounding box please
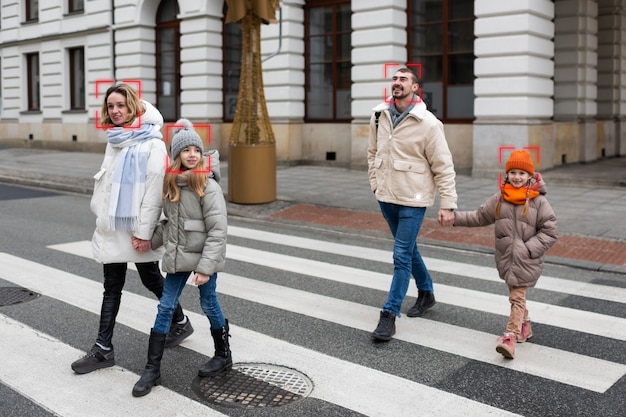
[170,118,204,160]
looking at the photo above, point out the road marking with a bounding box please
[47,240,626,341]
[44,241,626,393]
[0,253,521,417]
[224,244,626,341]
[229,225,626,304]
[0,314,226,417]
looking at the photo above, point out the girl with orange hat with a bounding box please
[452,149,558,359]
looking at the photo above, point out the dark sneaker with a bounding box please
[165,317,194,348]
[71,344,115,374]
[371,311,396,341]
[407,291,436,317]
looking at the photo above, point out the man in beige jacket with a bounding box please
[367,67,457,341]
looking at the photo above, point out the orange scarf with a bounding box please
[501,184,539,205]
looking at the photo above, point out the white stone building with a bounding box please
[0,0,624,175]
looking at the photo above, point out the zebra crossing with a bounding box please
[0,224,624,416]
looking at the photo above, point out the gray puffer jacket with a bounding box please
[152,173,227,276]
[453,179,558,287]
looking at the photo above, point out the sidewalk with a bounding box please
[0,147,625,274]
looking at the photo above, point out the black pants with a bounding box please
[95,261,185,348]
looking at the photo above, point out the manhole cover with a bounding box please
[0,287,41,307]
[192,363,313,409]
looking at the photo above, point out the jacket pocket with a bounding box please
[183,220,206,252]
[392,159,429,202]
[393,159,425,173]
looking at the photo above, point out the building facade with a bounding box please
[0,0,625,175]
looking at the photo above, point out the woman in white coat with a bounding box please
[71,84,193,375]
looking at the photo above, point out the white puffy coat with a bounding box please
[90,101,166,264]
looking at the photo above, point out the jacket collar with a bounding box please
[372,97,427,120]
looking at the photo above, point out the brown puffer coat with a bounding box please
[453,183,558,287]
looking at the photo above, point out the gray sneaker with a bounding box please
[71,344,115,374]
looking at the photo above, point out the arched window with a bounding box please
[408,0,474,122]
[156,0,180,122]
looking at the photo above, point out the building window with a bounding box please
[304,0,352,121]
[408,0,474,121]
[223,5,242,123]
[25,0,39,22]
[155,0,180,122]
[68,0,84,14]
[26,53,40,111]
[69,47,85,110]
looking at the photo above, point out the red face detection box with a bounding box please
[382,62,423,105]
[497,145,541,186]
[94,79,143,130]
[164,122,213,175]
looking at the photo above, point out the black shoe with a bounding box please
[165,316,194,348]
[371,311,396,341]
[407,291,436,317]
[71,344,115,374]
[198,353,233,377]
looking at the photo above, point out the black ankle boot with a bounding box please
[407,291,436,317]
[132,330,167,397]
[371,310,396,341]
[198,320,232,377]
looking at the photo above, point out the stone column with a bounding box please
[554,0,599,163]
[597,0,626,156]
[473,0,555,176]
[350,0,408,169]
[261,0,306,162]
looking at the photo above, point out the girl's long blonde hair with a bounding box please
[163,155,209,202]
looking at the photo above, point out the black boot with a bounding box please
[407,290,436,317]
[371,311,396,341]
[132,330,167,397]
[198,320,232,377]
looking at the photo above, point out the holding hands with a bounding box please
[438,208,455,227]
[132,236,152,253]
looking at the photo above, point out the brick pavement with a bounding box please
[271,204,626,268]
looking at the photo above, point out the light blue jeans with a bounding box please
[379,202,433,316]
[153,271,226,334]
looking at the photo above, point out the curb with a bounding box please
[2,175,625,276]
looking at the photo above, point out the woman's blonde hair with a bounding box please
[163,155,209,202]
[100,83,144,127]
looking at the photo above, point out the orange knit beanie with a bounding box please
[505,149,535,175]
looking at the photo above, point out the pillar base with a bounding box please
[227,143,276,204]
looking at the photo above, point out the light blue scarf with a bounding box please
[107,123,162,231]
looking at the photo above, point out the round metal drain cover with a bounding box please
[192,363,313,409]
[0,287,41,307]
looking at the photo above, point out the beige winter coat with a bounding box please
[367,100,457,209]
[453,185,558,287]
[151,175,227,276]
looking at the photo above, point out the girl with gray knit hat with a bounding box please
[132,118,230,397]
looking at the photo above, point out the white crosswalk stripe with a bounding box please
[0,252,519,417]
[44,241,626,393]
[0,225,624,416]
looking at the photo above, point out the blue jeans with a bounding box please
[379,202,433,316]
[153,271,226,334]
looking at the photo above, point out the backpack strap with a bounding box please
[374,111,381,133]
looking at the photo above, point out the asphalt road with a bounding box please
[0,183,624,417]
